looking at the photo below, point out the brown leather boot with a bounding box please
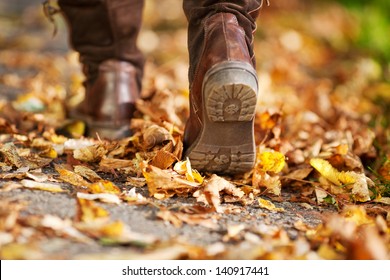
[183,4,261,174]
[58,0,144,139]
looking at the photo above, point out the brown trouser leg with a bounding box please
[58,0,145,89]
[182,0,261,85]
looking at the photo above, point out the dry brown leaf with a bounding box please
[142,124,173,150]
[283,167,313,180]
[63,139,95,150]
[157,209,218,229]
[252,170,282,196]
[142,163,200,199]
[223,224,246,242]
[151,149,178,169]
[374,197,390,205]
[73,144,108,163]
[99,158,138,173]
[199,174,244,213]
[136,89,184,127]
[74,165,102,182]
[54,164,90,189]
[0,142,27,168]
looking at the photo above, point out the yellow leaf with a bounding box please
[343,206,374,226]
[310,158,341,185]
[257,150,285,173]
[21,179,65,193]
[0,243,42,260]
[48,134,68,144]
[310,158,371,202]
[40,147,58,159]
[100,221,124,237]
[55,165,90,188]
[173,159,203,184]
[87,180,121,194]
[62,120,86,138]
[337,171,356,185]
[258,198,285,212]
[77,198,109,223]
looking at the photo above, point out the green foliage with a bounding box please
[336,0,390,62]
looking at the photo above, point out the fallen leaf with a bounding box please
[87,180,121,194]
[258,198,285,212]
[21,179,65,193]
[73,144,107,163]
[77,192,121,204]
[74,165,102,182]
[76,198,109,223]
[0,142,26,168]
[173,159,203,184]
[55,165,90,189]
[151,149,178,169]
[199,174,244,213]
[142,124,172,149]
[310,158,371,202]
[257,150,286,173]
[142,163,200,199]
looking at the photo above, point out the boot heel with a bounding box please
[204,61,258,122]
[185,62,258,174]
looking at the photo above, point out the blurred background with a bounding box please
[0,0,390,204]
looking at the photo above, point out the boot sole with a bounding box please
[185,61,258,174]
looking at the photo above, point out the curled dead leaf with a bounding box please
[142,124,173,149]
[73,144,108,163]
[198,174,244,213]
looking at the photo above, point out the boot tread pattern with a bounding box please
[206,84,257,122]
[189,144,255,174]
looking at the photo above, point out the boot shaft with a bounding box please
[183,0,262,84]
[58,0,145,87]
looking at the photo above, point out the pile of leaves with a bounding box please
[0,1,389,259]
